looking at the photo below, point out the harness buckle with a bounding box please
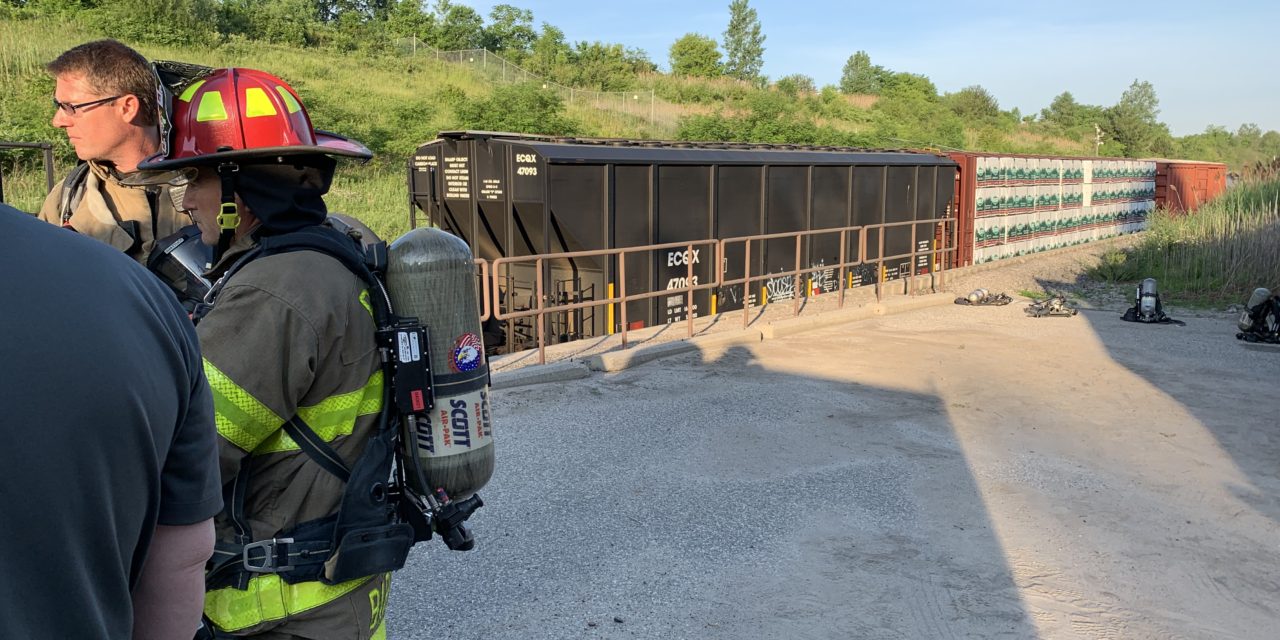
[242,537,296,573]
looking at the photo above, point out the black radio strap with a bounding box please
[283,416,352,483]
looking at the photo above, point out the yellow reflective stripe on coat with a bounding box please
[205,359,284,452]
[204,573,373,632]
[253,370,383,455]
[360,289,373,316]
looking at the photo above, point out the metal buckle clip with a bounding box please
[217,202,240,230]
[242,537,295,573]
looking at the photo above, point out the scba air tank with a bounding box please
[1239,287,1272,331]
[386,228,495,500]
[1138,278,1159,317]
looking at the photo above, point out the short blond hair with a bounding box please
[47,39,158,127]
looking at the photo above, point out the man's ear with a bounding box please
[118,93,144,125]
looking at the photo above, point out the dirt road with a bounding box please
[389,246,1280,639]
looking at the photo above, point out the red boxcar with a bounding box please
[1151,159,1228,214]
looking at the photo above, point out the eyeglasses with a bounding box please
[52,95,122,116]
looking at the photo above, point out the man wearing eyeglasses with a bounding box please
[37,39,187,265]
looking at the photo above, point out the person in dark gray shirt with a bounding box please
[0,203,222,640]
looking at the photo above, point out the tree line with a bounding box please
[829,50,1280,163]
[3,0,1277,167]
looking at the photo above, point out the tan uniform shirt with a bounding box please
[38,160,186,264]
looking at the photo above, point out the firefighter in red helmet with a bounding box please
[129,68,391,639]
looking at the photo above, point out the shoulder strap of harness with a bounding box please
[58,162,91,225]
[59,162,144,253]
[258,226,389,318]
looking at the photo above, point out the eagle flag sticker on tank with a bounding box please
[450,332,483,372]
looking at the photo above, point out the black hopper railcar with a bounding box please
[409,131,957,352]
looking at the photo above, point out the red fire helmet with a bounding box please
[137,67,371,171]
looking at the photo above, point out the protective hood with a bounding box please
[238,157,336,235]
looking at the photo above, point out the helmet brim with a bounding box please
[119,167,195,187]
[135,130,373,175]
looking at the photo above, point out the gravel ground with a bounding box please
[944,237,1142,310]
[943,234,1248,319]
[387,238,1280,639]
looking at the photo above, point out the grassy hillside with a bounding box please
[2,19,461,236]
[1,17,699,235]
[0,15,1128,239]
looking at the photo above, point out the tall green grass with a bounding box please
[326,163,416,240]
[1089,179,1280,305]
[0,158,51,212]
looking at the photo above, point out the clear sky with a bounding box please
[463,0,1278,137]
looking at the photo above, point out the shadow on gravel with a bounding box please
[1030,272,1093,295]
[389,344,1039,640]
[1076,307,1280,525]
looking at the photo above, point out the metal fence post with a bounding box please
[793,234,802,317]
[686,243,695,338]
[858,227,867,288]
[935,221,945,291]
[951,214,960,271]
[743,241,752,329]
[536,257,546,365]
[909,224,917,296]
[875,228,885,303]
[619,255,629,348]
[837,229,847,309]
